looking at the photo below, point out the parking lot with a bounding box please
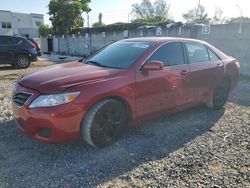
[0,59,249,188]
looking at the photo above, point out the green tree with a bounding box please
[183,4,211,24]
[48,0,91,34]
[132,0,170,25]
[38,24,51,37]
[93,13,105,27]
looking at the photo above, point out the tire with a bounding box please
[210,79,231,109]
[15,55,30,69]
[81,99,127,148]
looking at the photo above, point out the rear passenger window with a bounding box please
[21,39,33,47]
[148,42,185,66]
[185,42,209,63]
[0,36,15,45]
[207,47,220,61]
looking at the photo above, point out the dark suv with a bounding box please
[0,35,38,68]
[27,38,42,56]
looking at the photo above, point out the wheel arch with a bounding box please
[15,53,31,60]
[93,96,133,125]
[80,95,134,146]
[105,96,133,124]
[221,76,232,90]
[80,95,134,133]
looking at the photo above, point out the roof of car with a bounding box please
[0,35,26,39]
[122,37,206,44]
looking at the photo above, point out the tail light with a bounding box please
[31,43,36,48]
[34,41,40,49]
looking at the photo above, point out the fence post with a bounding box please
[66,35,69,55]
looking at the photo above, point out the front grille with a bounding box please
[13,92,32,107]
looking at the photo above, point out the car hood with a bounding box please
[19,61,122,93]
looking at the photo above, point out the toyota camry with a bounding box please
[12,37,240,147]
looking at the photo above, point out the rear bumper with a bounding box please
[30,54,38,62]
[36,49,42,56]
[12,84,87,143]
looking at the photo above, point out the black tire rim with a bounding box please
[91,102,126,147]
[213,81,230,108]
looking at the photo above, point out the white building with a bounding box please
[0,10,44,38]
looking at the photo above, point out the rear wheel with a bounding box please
[16,55,30,69]
[210,79,231,109]
[81,99,127,148]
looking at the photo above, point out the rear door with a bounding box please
[135,42,191,118]
[184,42,224,102]
[0,36,16,63]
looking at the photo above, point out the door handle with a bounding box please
[216,64,223,70]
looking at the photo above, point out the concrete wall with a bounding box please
[196,24,250,76]
[40,37,48,53]
[52,23,250,76]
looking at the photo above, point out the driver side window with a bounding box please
[148,42,185,66]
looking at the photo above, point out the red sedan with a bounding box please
[12,37,240,147]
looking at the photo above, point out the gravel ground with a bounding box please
[0,61,249,188]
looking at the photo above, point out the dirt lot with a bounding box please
[0,60,249,188]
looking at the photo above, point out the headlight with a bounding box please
[29,92,80,108]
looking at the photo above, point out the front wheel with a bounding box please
[81,99,127,148]
[210,79,231,109]
[15,55,30,69]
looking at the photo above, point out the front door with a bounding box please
[135,42,191,118]
[0,36,15,64]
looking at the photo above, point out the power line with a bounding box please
[88,9,131,15]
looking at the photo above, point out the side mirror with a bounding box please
[143,61,164,71]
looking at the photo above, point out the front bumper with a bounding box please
[12,84,87,143]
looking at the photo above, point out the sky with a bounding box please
[0,0,250,26]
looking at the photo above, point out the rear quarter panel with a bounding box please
[205,42,240,90]
[223,58,240,90]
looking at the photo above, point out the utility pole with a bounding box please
[236,4,243,34]
[86,10,92,53]
[196,0,201,22]
[87,12,90,28]
[128,13,131,23]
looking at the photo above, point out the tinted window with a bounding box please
[1,22,12,29]
[36,21,42,27]
[207,47,220,61]
[0,36,4,44]
[0,36,15,45]
[148,42,185,66]
[27,38,36,44]
[86,42,153,69]
[15,37,22,44]
[18,38,33,47]
[185,42,209,63]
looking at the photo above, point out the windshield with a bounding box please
[86,41,153,69]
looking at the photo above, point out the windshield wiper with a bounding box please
[85,60,110,68]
